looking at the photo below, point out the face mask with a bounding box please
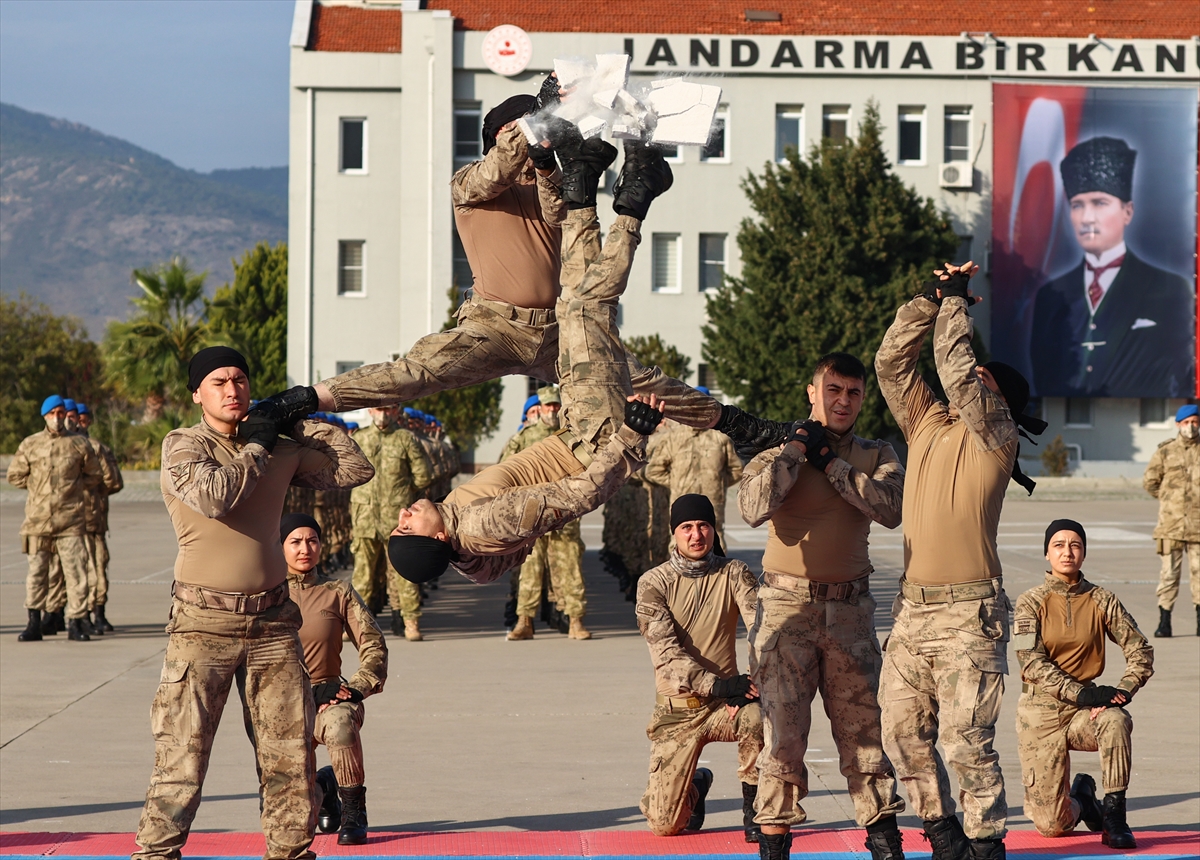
[65,415,79,432]
[372,412,392,429]
[45,414,66,434]
[540,410,561,430]
[1181,425,1199,442]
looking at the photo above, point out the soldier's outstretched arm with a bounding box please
[1013,589,1089,703]
[290,420,376,491]
[161,430,269,518]
[874,296,940,440]
[933,297,1016,452]
[636,572,720,695]
[451,126,531,207]
[1103,592,1154,694]
[738,445,803,527]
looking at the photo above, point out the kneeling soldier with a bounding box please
[1014,520,1152,849]
[636,494,763,840]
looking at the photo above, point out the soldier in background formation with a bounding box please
[351,405,434,640]
[405,408,460,501]
[1143,403,1200,638]
[9,394,105,642]
[283,413,355,572]
[1013,520,1152,848]
[499,386,591,641]
[601,423,672,601]
[645,386,743,548]
[76,402,124,633]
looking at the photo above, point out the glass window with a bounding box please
[659,144,682,163]
[1064,397,1092,427]
[338,241,365,295]
[652,233,681,293]
[944,106,972,162]
[822,105,851,143]
[897,106,925,164]
[527,376,554,397]
[700,108,729,162]
[454,106,482,162]
[340,118,366,173]
[775,105,804,163]
[699,233,727,292]
[697,363,722,395]
[1139,398,1167,425]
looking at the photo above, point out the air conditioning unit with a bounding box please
[939,161,974,189]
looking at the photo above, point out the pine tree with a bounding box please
[207,242,289,397]
[702,102,966,441]
[624,333,691,383]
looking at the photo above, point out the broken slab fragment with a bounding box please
[645,81,722,147]
[553,57,595,90]
[577,115,608,139]
[593,53,631,93]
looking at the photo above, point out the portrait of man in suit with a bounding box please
[1030,136,1195,397]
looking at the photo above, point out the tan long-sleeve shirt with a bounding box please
[739,428,904,583]
[875,296,1018,585]
[161,418,374,594]
[288,570,387,695]
[452,126,566,310]
[636,546,759,698]
[82,434,123,534]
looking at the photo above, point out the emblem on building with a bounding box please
[482,25,533,76]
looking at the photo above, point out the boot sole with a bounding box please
[1101,833,1136,849]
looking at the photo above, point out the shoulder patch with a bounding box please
[1013,617,1036,636]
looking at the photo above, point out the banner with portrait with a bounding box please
[990,83,1197,398]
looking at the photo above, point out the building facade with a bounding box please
[286,0,1197,470]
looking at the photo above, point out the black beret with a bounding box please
[1060,136,1135,201]
[188,346,249,392]
[670,494,717,532]
[280,513,321,544]
[1045,519,1086,554]
[388,534,456,584]
[482,95,537,155]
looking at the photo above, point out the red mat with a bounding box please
[1,830,1196,856]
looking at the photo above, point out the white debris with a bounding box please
[592,88,619,110]
[611,122,644,140]
[593,53,630,92]
[553,57,594,89]
[645,81,722,147]
[650,77,685,89]
[577,115,608,139]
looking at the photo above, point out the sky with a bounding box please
[0,0,295,172]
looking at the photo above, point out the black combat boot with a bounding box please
[390,611,404,637]
[79,614,97,637]
[922,816,971,860]
[758,831,793,860]
[1101,791,1135,849]
[968,838,1005,860]
[67,617,90,641]
[316,766,341,834]
[1071,773,1103,832]
[685,767,714,831]
[742,782,761,843]
[612,140,674,221]
[41,609,63,636]
[337,785,368,845]
[550,120,618,211]
[714,404,793,458]
[865,815,905,860]
[18,609,42,642]
[1153,607,1172,638]
[94,605,114,633]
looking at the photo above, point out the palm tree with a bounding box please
[103,257,209,421]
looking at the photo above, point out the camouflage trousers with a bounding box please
[23,534,87,618]
[749,585,903,827]
[1155,539,1200,610]
[133,597,317,860]
[516,520,587,619]
[640,700,763,836]
[879,589,1009,840]
[88,532,110,609]
[1016,689,1132,837]
[352,536,420,620]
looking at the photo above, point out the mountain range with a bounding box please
[0,102,287,338]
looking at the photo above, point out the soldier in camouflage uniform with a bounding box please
[739,353,906,860]
[350,406,434,640]
[645,420,742,545]
[76,403,124,633]
[875,265,1047,860]
[132,347,373,860]
[636,494,762,840]
[501,387,591,641]
[1142,403,1200,638]
[9,394,104,642]
[1013,520,1152,848]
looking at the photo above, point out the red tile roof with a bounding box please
[307,1,1198,52]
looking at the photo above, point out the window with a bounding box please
[527,376,554,397]
[699,107,729,162]
[944,106,972,162]
[775,104,804,163]
[954,235,974,265]
[699,233,727,292]
[1064,397,1093,427]
[337,241,365,296]
[822,105,851,143]
[340,118,366,173]
[897,106,926,164]
[454,105,481,162]
[652,233,681,293]
[1139,398,1168,425]
[659,144,682,163]
[335,361,363,375]
[697,363,722,396]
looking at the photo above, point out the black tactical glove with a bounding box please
[345,687,365,703]
[625,399,664,435]
[238,412,279,453]
[527,139,558,172]
[919,279,944,305]
[710,673,752,699]
[1076,685,1125,708]
[725,693,760,709]
[806,441,838,472]
[921,272,980,306]
[789,419,826,455]
[312,680,342,706]
[533,71,562,113]
[248,385,319,433]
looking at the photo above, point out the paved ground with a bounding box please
[1,489,1197,835]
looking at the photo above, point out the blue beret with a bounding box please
[63,398,77,412]
[76,403,90,415]
[695,386,710,396]
[1177,404,1199,422]
[403,407,420,418]
[41,395,65,415]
